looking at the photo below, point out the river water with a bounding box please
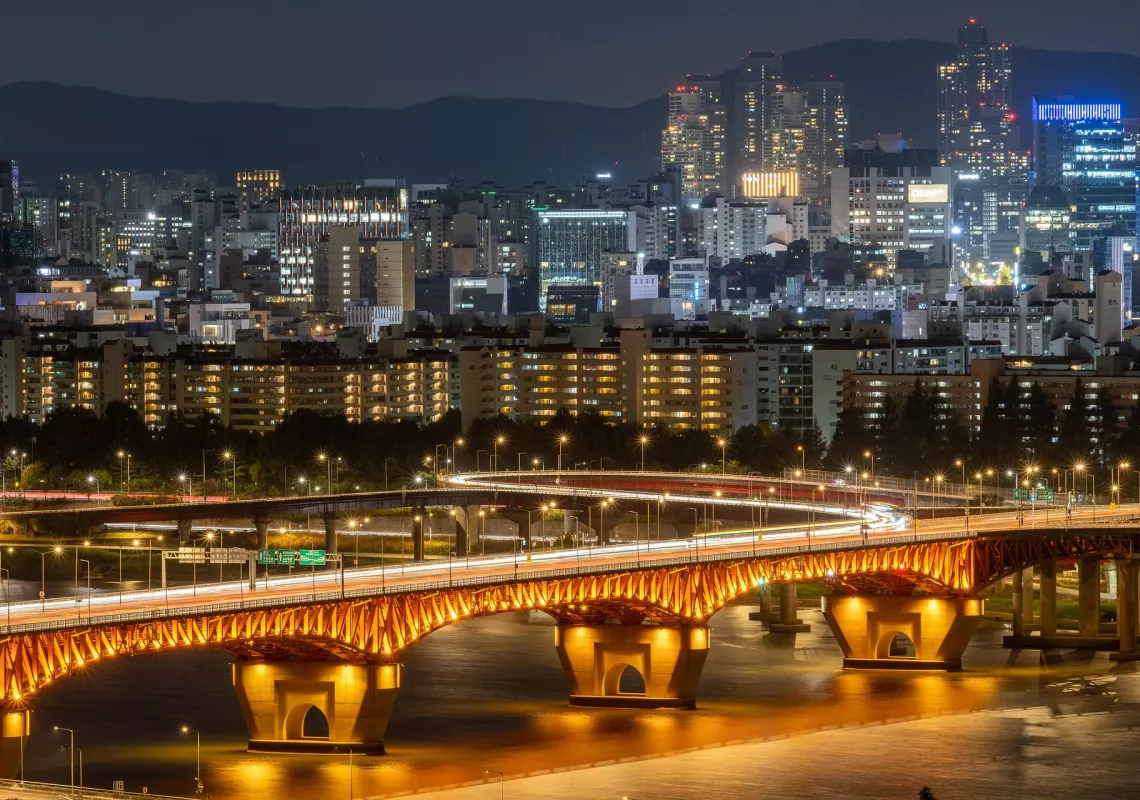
[14,582,1140,800]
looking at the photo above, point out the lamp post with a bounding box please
[40,546,62,610]
[86,474,99,501]
[79,559,91,621]
[557,433,570,476]
[796,444,805,473]
[178,473,191,501]
[638,434,650,471]
[717,438,729,475]
[484,769,504,800]
[222,450,236,499]
[53,726,74,797]
[493,435,506,471]
[181,725,202,795]
[116,450,131,494]
[863,450,874,479]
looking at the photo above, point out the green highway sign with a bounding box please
[258,549,300,566]
[1013,489,1031,501]
[1035,487,1055,502]
[299,549,327,566]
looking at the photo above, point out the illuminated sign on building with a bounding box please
[907,184,949,204]
[1032,100,1122,122]
[741,170,800,199]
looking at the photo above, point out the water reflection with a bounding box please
[14,600,1140,799]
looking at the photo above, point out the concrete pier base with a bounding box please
[748,583,776,623]
[554,624,709,709]
[1078,556,1101,638]
[823,595,984,670]
[1111,558,1140,662]
[233,660,400,754]
[0,710,28,779]
[768,583,810,633]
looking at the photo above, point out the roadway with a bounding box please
[0,471,1135,635]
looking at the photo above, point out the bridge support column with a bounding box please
[323,513,338,559]
[177,518,192,543]
[554,624,709,709]
[1040,559,1058,638]
[1022,568,1036,628]
[1078,556,1100,638]
[412,513,425,562]
[0,710,29,779]
[1111,558,1140,661]
[822,595,984,670]
[749,582,775,623]
[453,508,469,558]
[253,515,270,550]
[233,660,399,754]
[500,510,532,552]
[769,584,810,633]
[1011,570,1024,636]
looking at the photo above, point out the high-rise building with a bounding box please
[937,19,1012,160]
[661,79,726,199]
[535,209,635,311]
[100,170,140,212]
[236,170,282,212]
[279,183,407,299]
[803,79,848,203]
[1032,98,1138,252]
[830,138,953,265]
[0,161,17,223]
[375,239,416,312]
[937,19,1019,262]
[728,52,782,178]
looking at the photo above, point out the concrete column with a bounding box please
[253,515,270,550]
[770,583,810,633]
[822,594,985,670]
[0,710,28,779]
[1112,559,1139,661]
[322,513,338,555]
[1011,569,1024,636]
[453,509,468,557]
[748,582,774,623]
[233,660,399,754]
[1040,559,1058,638]
[412,513,425,562]
[1022,568,1035,627]
[553,623,709,709]
[1078,555,1101,638]
[176,518,192,543]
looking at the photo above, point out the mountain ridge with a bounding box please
[3,39,1140,187]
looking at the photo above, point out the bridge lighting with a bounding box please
[83,540,90,547]
[132,540,140,547]
[413,475,424,485]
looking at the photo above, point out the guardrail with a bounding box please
[0,778,190,799]
[0,527,985,636]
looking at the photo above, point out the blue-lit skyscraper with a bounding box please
[1032,98,1138,252]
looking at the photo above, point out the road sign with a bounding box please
[1035,487,1055,502]
[277,549,297,566]
[1013,489,1031,501]
[257,549,275,565]
[209,547,251,564]
[299,549,327,566]
[176,546,207,563]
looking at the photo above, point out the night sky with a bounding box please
[3,0,1138,108]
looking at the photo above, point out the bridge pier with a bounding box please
[412,513,424,562]
[453,508,469,557]
[1040,559,1057,637]
[253,515,271,550]
[768,584,810,633]
[176,518,192,543]
[500,510,532,552]
[323,513,338,559]
[748,582,775,623]
[1078,556,1100,637]
[1111,558,1140,661]
[233,660,399,754]
[554,623,709,709]
[822,595,984,670]
[0,710,28,779]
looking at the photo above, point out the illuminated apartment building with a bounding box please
[236,170,282,212]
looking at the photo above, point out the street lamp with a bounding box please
[796,444,805,472]
[86,474,99,501]
[116,450,131,493]
[484,769,504,800]
[180,725,202,795]
[717,438,729,475]
[53,725,74,796]
[493,435,507,471]
[222,451,236,499]
[638,434,650,471]
[557,433,570,474]
[863,450,874,478]
[40,546,62,610]
[178,473,191,500]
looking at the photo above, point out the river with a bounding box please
[13,582,1140,799]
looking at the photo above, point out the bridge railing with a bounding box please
[0,778,191,799]
[0,527,985,636]
[782,469,1022,501]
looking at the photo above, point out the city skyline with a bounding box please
[2,1,1140,109]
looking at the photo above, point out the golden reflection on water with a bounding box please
[30,608,1126,800]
